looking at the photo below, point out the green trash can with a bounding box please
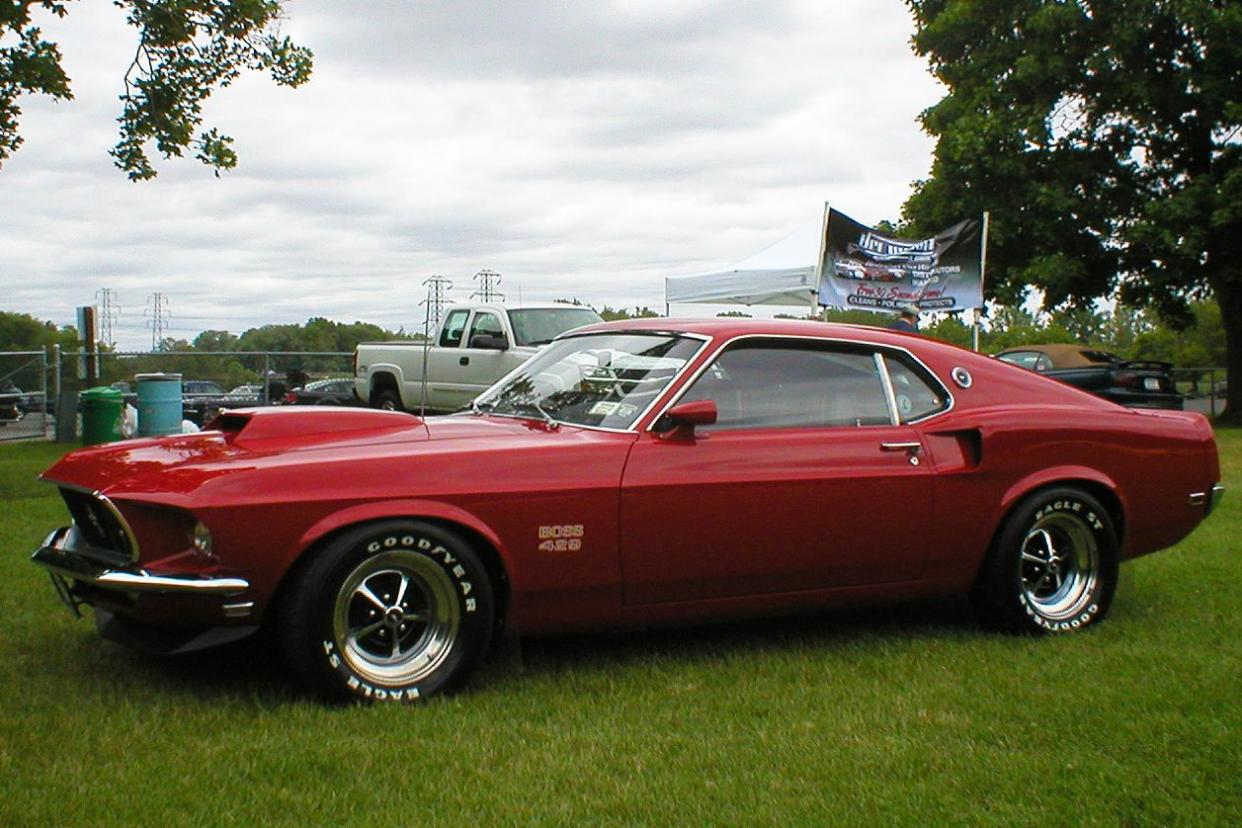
[80,386,125,446]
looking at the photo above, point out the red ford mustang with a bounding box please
[32,319,1223,702]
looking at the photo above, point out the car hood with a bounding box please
[40,407,598,500]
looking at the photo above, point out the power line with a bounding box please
[144,292,170,349]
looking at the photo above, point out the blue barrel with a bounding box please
[135,373,183,437]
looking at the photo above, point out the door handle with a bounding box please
[459,356,469,366]
[880,441,921,452]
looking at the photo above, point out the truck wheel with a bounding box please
[375,390,403,412]
[278,520,495,703]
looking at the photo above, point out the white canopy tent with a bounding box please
[664,221,822,312]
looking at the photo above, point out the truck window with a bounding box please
[439,310,470,348]
[508,307,604,346]
[467,312,505,347]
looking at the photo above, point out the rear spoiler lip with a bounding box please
[1118,360,1174,372]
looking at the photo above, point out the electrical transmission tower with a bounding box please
[471,269,504,303]
[144,292,170,350]
[420,276,453,337]
[95,288,120,348]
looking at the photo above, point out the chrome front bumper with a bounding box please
[32,527,250,596]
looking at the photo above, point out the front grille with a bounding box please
[60,489,133,560]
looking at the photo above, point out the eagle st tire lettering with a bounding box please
[972,487,1119,637]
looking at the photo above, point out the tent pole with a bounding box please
[974,211,990,352]
[812,202,830,320]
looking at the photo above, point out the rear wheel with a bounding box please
[972,487,1118,635]
[374,390,403,412]
[278,520,495,702]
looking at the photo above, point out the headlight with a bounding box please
[191,521,216,563]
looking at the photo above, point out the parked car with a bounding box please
[0,393,21,425]
[32,319,1222,703]
[178,380,229,425]
[224,384,264,403]
[995,344,1183,409]
[283,378,361,406]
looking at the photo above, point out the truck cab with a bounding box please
[354,303,603,413]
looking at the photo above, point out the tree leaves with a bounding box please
[0,0,312,179]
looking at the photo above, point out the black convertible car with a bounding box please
[996,344,1183,409]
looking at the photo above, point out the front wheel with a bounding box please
[278,520,495,702]
[972,487,1119,635]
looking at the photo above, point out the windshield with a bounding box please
[474,332,703,429]
[508,308,604,346]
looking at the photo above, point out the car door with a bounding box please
[421,309,474,410]
[619,338,940,605]
[458,310,514,394]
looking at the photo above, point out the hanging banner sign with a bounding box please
[817,208,984,312]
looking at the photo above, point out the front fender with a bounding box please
[293,498,512,573]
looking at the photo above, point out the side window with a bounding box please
[999,351,1040,369]
[883,355,949,422]
[1035,354,1054,372]
[466,312,505,347]
[678,341,892,431]
[439,310,470,348]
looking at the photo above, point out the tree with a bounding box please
[597,306,661,321]
[903,1,1242,414]
[0,310,77,350]
[2,1,312,179]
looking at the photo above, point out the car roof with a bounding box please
[568,317,932,349]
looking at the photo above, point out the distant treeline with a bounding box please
[0,299,1227,383]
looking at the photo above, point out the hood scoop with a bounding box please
[210,407,422,445]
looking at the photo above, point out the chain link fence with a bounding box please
[44,348,356,440]
[1,350,1232,443]
[1173,367,1227,418]
[0,350,50,442]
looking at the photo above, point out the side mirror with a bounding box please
[469,334,509,351]
[657,399,717,439]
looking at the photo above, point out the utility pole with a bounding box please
[95,288,120,349]
[145,292,169,350]
[419,276,452,338]
[471,269,504,303]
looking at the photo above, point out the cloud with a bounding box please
[0,0,943,348]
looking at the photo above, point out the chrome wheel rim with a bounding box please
[332,550,459,686]
[1020,512,1099,620]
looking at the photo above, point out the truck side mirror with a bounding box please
[469,334,509,351]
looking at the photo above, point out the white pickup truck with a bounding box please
[353,303,604,412]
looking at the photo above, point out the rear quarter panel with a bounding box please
[909,346,1218,585]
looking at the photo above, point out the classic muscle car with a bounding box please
[31,319,1223,703]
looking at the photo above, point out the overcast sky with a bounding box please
[1,0,943,349]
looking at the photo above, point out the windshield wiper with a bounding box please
[521,399,559,429]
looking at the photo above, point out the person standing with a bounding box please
[888,305,920,334]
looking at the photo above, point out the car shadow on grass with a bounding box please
[475,595,983,692]
[48,596,982,705]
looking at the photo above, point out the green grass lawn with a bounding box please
[1,434,1239,827]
